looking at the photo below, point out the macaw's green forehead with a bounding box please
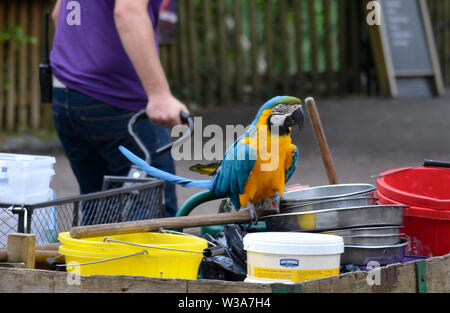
[260,96,301,110]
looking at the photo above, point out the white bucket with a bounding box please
[243,232,344,284]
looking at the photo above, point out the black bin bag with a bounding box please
[200,224,249,281]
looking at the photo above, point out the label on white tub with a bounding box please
[253,267,339,283]
[280,258,299,268]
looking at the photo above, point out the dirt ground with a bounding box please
[50,93,450,233]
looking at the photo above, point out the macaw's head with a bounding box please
[253,96,305,135]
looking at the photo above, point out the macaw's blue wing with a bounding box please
[210,137,257,209]
[285,147,299,183]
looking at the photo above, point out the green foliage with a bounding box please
[1,25,38,91]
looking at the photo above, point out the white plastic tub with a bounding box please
[0,153,56,203]
[0,153,55,174]
[243,232,344,284]
[0,169,55,200]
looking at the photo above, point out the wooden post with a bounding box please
[0,2,5,130]
[305,97,339,185]
[293,0,304,96]
[6,0,18,131]
[7,233,36,269]
[264,0,275,98]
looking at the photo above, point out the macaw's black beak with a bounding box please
[282,105,305,131]
[291,105,305,132]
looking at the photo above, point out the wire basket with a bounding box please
[0,178,165,247]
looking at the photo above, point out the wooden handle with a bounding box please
[305,97,339,185]
[70,210,269,239]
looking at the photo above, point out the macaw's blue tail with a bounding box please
[119,146,212,189]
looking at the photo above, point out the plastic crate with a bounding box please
[0,153,56,203]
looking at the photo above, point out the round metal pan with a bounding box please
[340,234,404,246]
[280,196,378,213]
[341,239,409,266]
[323,226,403,237]
[262,205,405,232]
[282,184,376,203]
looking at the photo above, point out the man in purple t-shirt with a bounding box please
[50,0,187,220]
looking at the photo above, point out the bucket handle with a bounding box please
[103,235,225,257]
[49,250,149,269]
[103,237,205,255]
[371,159,450,179]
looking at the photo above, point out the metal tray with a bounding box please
[340,234,404,246]
[280,196,378,213]
[323,226,403,237]
[282,184,376,203]
[341,239,409,266]
[262,205,405,232]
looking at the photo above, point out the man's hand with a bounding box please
[146,93,189,129]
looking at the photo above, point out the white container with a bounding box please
[0,169,55,201]
[0,153,55,174]
[0,153,56,202]
[243,232,344,284]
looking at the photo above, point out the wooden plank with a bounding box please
[217,0,229,105]
[176,0,189,102]
[70,210,270,239]
[0,254,449,293]
[264,0,275,97]
[365,0,398,97]
[0,2,5,130]
[7,233,36,269]
[338,0,348,95]
[187,0,200,105]
[293,0,304,96]
[323,0,334,96]
[308,0,318,94]
[249,0,259,99]
[425,254,450,293]
[298,261,417,293]
[232,0,244,102]
[202,0,215,107]
[0,268,189,293]
[18,0,30,131]
[187,280,272,293]
[6,0,18,131]
[419,0,445,96]
[349,0,361,94]
[279,0,289,94]
[30,0,41,130]
[168,44,179,92]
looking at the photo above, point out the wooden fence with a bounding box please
[1,0,450,132]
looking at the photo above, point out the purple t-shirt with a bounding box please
[50,0,163,112]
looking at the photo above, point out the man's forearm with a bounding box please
[52,0,61,25]
[114,2,171,98]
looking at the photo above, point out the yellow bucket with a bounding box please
[58,232,208,279]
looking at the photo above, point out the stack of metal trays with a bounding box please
[262,183,408,266]
[324,226,408,266]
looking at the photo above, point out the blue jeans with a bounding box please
[52,88,178,218]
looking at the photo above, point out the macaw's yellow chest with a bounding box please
[239,129,297,208]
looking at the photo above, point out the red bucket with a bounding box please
[376,166,450,257]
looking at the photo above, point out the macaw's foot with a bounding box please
[244,193,281,225]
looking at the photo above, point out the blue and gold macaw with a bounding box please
[119,96,304,214]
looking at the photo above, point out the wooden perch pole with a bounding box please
[305,97,339,185]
